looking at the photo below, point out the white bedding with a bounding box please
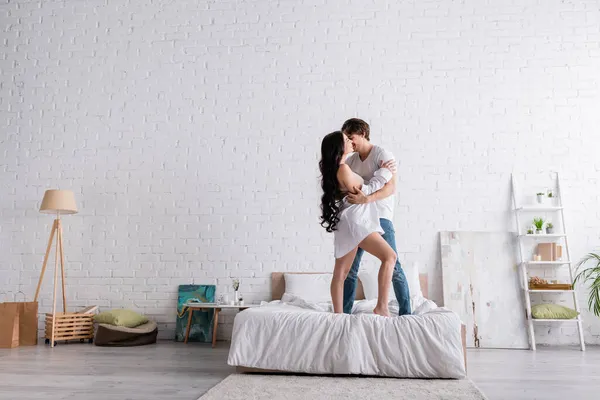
[227,295,466,379]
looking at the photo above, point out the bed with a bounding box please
[228,272,467,379]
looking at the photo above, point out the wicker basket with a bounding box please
[45,312,94,346]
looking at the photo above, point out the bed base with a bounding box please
[237,324,467,375]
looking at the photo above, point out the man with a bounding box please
[341,118,411,316]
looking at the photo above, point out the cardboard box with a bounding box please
[556,245,563,260]
[537,243,554,261]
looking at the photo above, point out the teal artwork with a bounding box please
[175,284,216,342]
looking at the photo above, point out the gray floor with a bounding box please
[468,346,599,400]
[0,342,598,400]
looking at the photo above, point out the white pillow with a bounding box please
[283,273,332,303]
[358,262,423,301]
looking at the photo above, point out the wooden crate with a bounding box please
[529,283,573,290]
[45,312,94,345]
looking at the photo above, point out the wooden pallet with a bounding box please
[45,312,94,346]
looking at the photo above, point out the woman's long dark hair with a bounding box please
[319,131,345,232]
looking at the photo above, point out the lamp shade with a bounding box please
[39,190,78,215]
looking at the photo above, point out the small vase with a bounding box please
[546,227,554,234]
[536,229,542,235]
[536,195,544,204]
[234,290,239,305]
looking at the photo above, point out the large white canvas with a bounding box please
[440,231,528,349]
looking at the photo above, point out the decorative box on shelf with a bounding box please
[528,283,573,290]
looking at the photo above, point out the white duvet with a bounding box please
[228,295,466,379]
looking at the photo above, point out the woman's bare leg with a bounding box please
[331,247,359,313]
[358,232,397,317]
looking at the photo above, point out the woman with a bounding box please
[319,131,397,317]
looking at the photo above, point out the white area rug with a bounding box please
[198,374,488,400]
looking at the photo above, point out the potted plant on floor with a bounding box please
[546,222,554,234]
[573,252,600,316]
[536,192,545,204]
[533,217,545,234]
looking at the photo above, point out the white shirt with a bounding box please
[345,145,395,221]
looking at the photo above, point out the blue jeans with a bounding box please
[342,218,411,316]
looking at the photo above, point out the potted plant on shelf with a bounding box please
[536,192,545,204]
[527,228,534,235]
[547,190,555,206]
[573,252,600,317]
[546,222,554,234]
[533,217,545,234]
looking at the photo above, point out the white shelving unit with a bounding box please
[518,234,566,238]
[522,261,571,265]
[511,173,585,351]
[516,206,564,211]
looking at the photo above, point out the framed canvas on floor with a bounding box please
[175,285,216,342]
[440,231,528,349]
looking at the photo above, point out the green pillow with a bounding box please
[531,304,579,320]
[94,309,148,328]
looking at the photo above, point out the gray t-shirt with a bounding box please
[345,144,395,221]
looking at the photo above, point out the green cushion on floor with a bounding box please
[531,304,579,320]
[94,309,148,328]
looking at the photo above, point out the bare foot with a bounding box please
[373,306,391,317]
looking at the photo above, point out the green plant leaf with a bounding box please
[574,252,600,317]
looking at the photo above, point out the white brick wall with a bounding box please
[1,0,600,345]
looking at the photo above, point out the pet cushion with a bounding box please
[94,321,158,347]
[94,309,148,328]
[531,304,579,319]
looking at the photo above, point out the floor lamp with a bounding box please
[34,190,78,317]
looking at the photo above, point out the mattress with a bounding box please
[227,295,466,379]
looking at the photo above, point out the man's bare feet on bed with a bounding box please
[373,306,391,317]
